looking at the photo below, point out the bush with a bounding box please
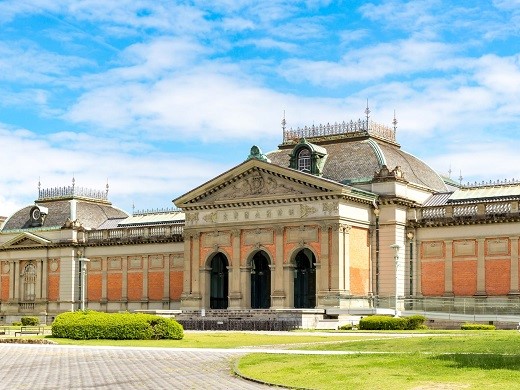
[461,323,496,330]
[21,316,40,326]
[339,323,353,330]
[12,321,22,326]
[359,315,427,330]
[51,310,184,340]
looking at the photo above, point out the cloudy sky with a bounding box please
[1,0,519,216]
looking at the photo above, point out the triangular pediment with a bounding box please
[1,232,51,249]
[174,158,350,208]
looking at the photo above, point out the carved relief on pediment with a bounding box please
[210,170,308,201]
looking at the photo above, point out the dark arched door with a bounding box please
[251,251,271,309]
[294,249,316,308]
[210,253,228,309]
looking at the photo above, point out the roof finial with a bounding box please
[38,177,41,197]
[72,174,75,194]
[458,170,463,185]
[364,99,370,131]
[281,110,286,132]
[448,164,452,179]
[132,202,135,215]
[392,109,398,136]
[106,179,109,196]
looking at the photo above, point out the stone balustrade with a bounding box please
[415,200,519,226]
[85,224,184,243]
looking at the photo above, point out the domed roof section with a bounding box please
[1,185,129,231]
[267,119,447,192]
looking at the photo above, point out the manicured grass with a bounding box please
[47,331,356,348]
[237,331,520,389]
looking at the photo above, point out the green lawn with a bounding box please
[237,331,520,390]
[47,331,357,348]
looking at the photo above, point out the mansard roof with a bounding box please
[268,119,447,192]
[1,185,128,232]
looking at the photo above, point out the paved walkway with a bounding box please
[0,344,270,389]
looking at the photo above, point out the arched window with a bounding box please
[23,263,36,302]
[297,148,311,172]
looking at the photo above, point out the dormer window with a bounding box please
[298,148,311,172]
[289,138,328,176]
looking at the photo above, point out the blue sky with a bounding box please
[1,0,520,216]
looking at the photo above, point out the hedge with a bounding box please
[21,316,40,326]
[51,310,184,340]
[461,323,496,330]
[359,315,427,330]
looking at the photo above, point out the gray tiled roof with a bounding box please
[1,199,128,231]
[267,137,447,192]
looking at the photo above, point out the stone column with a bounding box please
[41,258,48,300]
[415,241,422,296]
[163,254,170,309]
[283,263,295,308]
[271,226,286,308]
[9,261,15,300]
[101,257,108,305]
[510,237,519,294]
[342,224,351,294]
[228,229,243,308]
[36,259,43,300]
[475,238,486,295]
[444,240,453,296]
[142,255,149,309]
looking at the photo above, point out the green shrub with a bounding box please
[51,310,184,340]
[12,321,21,326]
[21,316,40,326]
[359,315,427,330]
[461,323,496,330]
[339,323,353,330]
[404,315,427,330]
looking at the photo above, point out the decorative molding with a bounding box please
[203,212,217,224]
[422,241,445,259]
[322,201,339,215]
[2,261,10,274]
[149,255,164,269]
[300,204,317,218]
[108,257,122,270]
[485,237,510,256]
[287,226,318,243]
[453,240,476,257]
[244,229,274,246]
[186,212,199,224]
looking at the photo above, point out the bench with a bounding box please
[15,326,45,336]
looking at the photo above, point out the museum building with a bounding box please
[1,116,519,325]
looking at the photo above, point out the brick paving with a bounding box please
[0,344,271,389]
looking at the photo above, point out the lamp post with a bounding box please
[390,244,400,317]
[407,232,414,298]
[78,257,90,311]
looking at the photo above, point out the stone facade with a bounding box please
[1,118,519,324]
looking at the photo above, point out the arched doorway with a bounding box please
[209,253,228,309]
[250,251,271,309]
[294,249,316,308]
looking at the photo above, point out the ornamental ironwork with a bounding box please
[282,118,396,143]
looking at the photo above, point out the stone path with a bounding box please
[0,344,271,389]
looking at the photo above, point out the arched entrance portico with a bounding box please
[294,248,316,308]
[250,251,271,309]
[209,253,228,309]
